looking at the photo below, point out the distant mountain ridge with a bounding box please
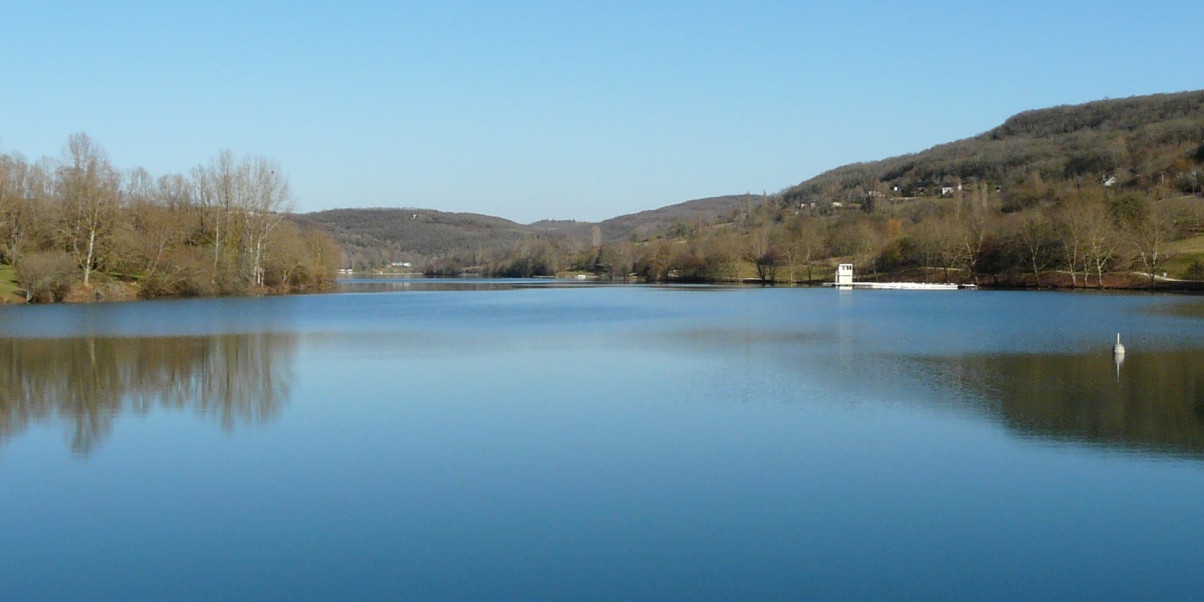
[304,90,1204,272]
[302,195,756,268]
[295,208,529,269]
[783,90,1204,206]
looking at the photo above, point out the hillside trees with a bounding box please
[266,219,341,290]
[0,134,337,301]
[57,133,120,287]
[193,150,243,291]
[0,154,52,266]
[1011,209,1058,287]
[242,157,291,287]
[746,224,781,283]
[1119,192,1179,286]
[956,189,1002,284]
[781,214,825,283]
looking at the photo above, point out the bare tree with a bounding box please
[56,133,121,287]
[907,218,941,282]
[1013,209,1056,287]
[746,224,781,283]
[192,150,250,289]
[1055,192,1097,288]
[927,214,964,283]
[241,157,291,287]
[1081,198,1120,288]
[1121,193,1179,287]
[0,152,44,266]
[782,215,825,283]
[193,153,292,289]
[958,208,993,284]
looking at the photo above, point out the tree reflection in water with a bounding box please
[0,333,295,454]
[913,349,1204,456]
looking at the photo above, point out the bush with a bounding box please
[1188,260,1204,281]
[17,251,78,303]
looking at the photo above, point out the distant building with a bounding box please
[836,264,854,287]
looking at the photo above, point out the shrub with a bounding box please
[17,251,78,303]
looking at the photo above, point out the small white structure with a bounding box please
[829,263,970,291]
[836,263,854,287]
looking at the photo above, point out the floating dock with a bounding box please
[826,264,976,290]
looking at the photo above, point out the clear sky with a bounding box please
[3,1,1202,224]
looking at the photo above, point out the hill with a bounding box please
[297,208,533,271]
[306,90,1204,286]
[595,194,759,242]
[783,90,1204,208]
[301,194,757,270]
[525,194,757,243]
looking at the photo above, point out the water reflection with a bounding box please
[643,319,1204,458]
[337,277,596,294]
[915,349,1204,455]
[0,333,295,454]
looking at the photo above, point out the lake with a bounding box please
[2,281,1204,600]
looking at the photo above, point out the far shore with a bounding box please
[5,267,1204,307]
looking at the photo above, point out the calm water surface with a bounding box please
[2,282,1204,600]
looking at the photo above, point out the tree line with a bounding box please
[433,179,1199,289]
[438,92,1204,287]
[0,133,339,302]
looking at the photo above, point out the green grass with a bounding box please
[1162,234,1204,278]
[1166,234,1204,254]
[0,264,22,302]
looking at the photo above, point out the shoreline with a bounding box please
[4,271,1203,306]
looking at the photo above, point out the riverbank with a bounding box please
[780,265,1204,292]
[0,265,336,305]
[0,265,22,303]
[5,267,1201,305]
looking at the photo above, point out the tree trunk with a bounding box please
[83,227,96,287]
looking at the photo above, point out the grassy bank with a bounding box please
[1162,235,1204,278]
[0,264,24,303]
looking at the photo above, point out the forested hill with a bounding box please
[532,193,758,243]
[784,90,1204,206]
[595,194,759,242]
[310,90,1204,284]
[302,194,756,269]
[297,208,532,270]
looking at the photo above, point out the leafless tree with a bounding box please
[56,133,121,287]
[1121,193,1180,287]
[241,157,291,287]
[1013,209,1056,287]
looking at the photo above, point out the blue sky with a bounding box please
[3,1,1201,223]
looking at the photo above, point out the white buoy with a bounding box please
[1113,333,1126,382]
